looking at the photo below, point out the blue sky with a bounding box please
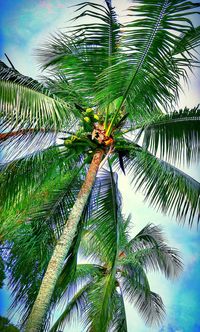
[0,1,200,331]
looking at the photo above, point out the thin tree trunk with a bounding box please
[25,149,104,332]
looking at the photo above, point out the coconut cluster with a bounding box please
[83,108,99,124]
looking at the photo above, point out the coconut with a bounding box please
[84,116,91,123]
[86,108,93,114]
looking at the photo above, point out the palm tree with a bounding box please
[0,0,200,330]
[49,222,182,332]
[49,169,182,332]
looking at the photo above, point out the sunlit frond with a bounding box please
[49,283,91,332]
[121,265,165,326]
[81,165,122,264]
[114,142,200,226]
[124,223,183,279]
[37,1,120,102]
[96,0,200,117]
[136,105,200,166]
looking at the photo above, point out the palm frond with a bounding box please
[37,1,120,102]
[49,283,91,332]
[124,223,183,279]
[79,163,123,331]
[172,25,200,55]
[0,146,71,211]
[136,105,200,165]
[110,289,128,332]
[52,262,103,308]
[86,274,116,332]
[96,0,200,116]
[5,163,88,324]
[121,266,165,326]
[81,165,121,264]
[114,142,200,226]
[134,289,165,326]
[0,61,76,132]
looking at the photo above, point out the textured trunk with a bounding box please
[25,149,104,332]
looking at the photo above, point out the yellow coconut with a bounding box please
[93,114,99,121]
[86,108,93,114]
[84,116,91,123]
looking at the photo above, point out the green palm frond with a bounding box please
[1,158,86,238]
[49,262,104,332]
[36,1,120,102]
[96,0,200,116]
[49,283,91,332]
[121,266,165,326]
[81,166,121,264]
[5,162,88,324]
[124,224,183,279]
[52,262,103,308]
[114,143,200,226]
[80,164,122,332]
[136,106,200,165]
[41,74,85,109]
[86,274,116,332]
[0,146,71,212]
[172,25,200,55]
[111,289,128,332]
[0,60,77,133]
[0,80,75,131]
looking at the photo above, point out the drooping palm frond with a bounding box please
[5,176,85,322]
[85,273,117,332]
[50,266,127,332]
[96,0,200,117]
[49,283,92,332]
[0,61,77,133]
[46,212,182,331]
[110,289,128,332]
[49,261,105,332]
[124,223,183,279]
[0,62,79,159]
[121,262,165,326]
[114,142,200,226]
[0,80,75,130]
[172,24,200,57]
[4,160,89,324]
[81,165,122,264]
[135,106,200,166]
[0,128,58,163]
[36,1,120,102]
[0,146,72,211]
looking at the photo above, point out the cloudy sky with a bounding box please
[0,1,200,331]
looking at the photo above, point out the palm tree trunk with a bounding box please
[25,149,104,332]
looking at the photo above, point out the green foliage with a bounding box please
[136,106,200,165]
[50,170,183,331]
[113,141,200,226]
[0,0,200,330]
[0,316,19,332]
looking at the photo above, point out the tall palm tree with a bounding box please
[0,0,200,330]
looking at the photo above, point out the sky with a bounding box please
[0,1,200,331]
